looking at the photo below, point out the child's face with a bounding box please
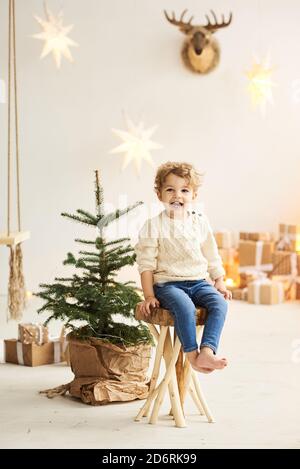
[157,173,197,218]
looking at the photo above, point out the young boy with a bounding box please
[134,161,231,373]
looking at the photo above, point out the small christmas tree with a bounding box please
[35,170,153,347]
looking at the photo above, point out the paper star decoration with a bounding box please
[110,116,163,174]
[33,3,78,69]
[246,56,276,114]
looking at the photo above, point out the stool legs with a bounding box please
[134,323,215,427]
[149,335,185,427]
[135,324,166,421]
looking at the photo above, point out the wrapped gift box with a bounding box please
[239,272,259,288]
[271,275,300,300]
[214,231,234,249]
[248,279,284,305]
[239,240,274,270]
[232,287,248,301]
[272,251,299,276]
[18,323,49,345]
[4,339,65,366]
[240,232,272,242]
[277,224,300,252]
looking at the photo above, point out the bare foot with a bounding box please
[185,350,213,374]
[196,346,228,370]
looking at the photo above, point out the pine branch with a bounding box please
[61,212,95,226]
[97,201,143,231]
[104,237,130,247]
[76,209,98,224]
[75,239,95,245]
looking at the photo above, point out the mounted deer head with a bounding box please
[164,9,232,74]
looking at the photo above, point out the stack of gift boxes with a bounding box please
[214,223,300,305]
[4,323,69,366]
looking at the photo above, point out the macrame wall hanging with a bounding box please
[0,0,30,320]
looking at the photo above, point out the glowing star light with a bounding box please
[110,116,163,174]
[33,3,78,69]
[246,56,276,114]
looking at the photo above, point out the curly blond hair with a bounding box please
[154,161,203,193]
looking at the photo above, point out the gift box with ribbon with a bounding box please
[5,326,69,366]
[232,287,248,301]
[18,323,49,345]
[276,224,300,252]
[271,251,299,276]
[4,339,64,366]
[248,276,285,305]
[271,275,300,300]
[214,230,235,249]
[240,232,272,242]
[239,240,274,272]
[239,272,258,288]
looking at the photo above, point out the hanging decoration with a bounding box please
[0,0,30,320]
[32,2,78,69]
[164,9,232,74]
[110,114,163,174]
[246,56,276,114]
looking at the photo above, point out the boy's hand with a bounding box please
[214,279,232,300]
[140,296,160,317]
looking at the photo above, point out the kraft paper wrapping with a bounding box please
[232,287,248,301]
[214,231,234,249]
[248,278,284,305]
[69,377,150,406]
[239,240,274,271]
[18,323,49,345]
[239,272,258,288]
[43,336,153,405]
[271,275,300,300]
[272,251,299,276]
[4,339,63,366]
[240,232,272,242]
[277,224,300,252]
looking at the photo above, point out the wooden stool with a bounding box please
[134,303,215,428]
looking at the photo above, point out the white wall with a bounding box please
[1,0,300,296]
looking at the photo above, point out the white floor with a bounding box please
[1,296,300,449]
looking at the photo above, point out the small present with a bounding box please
[248,278,284,305]
[4,339,64,366]
[214,230,234,249]
[49,326,69,364]
[18,323,49,345]
[240,232,272,242]
[239,272,259,288]
[271,275,297,300]
[272,251,299,276]
[232,287,248,301]
[239,240,274,270]
[277,224,300,252]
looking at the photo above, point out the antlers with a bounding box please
[204,10,232,32]
[164,9,194,33]
[164,9,232,34]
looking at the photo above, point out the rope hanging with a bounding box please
[1,0,30,320]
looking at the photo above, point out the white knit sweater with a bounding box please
[134,210,225,284]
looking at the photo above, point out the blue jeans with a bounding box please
[153,280,228,354]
